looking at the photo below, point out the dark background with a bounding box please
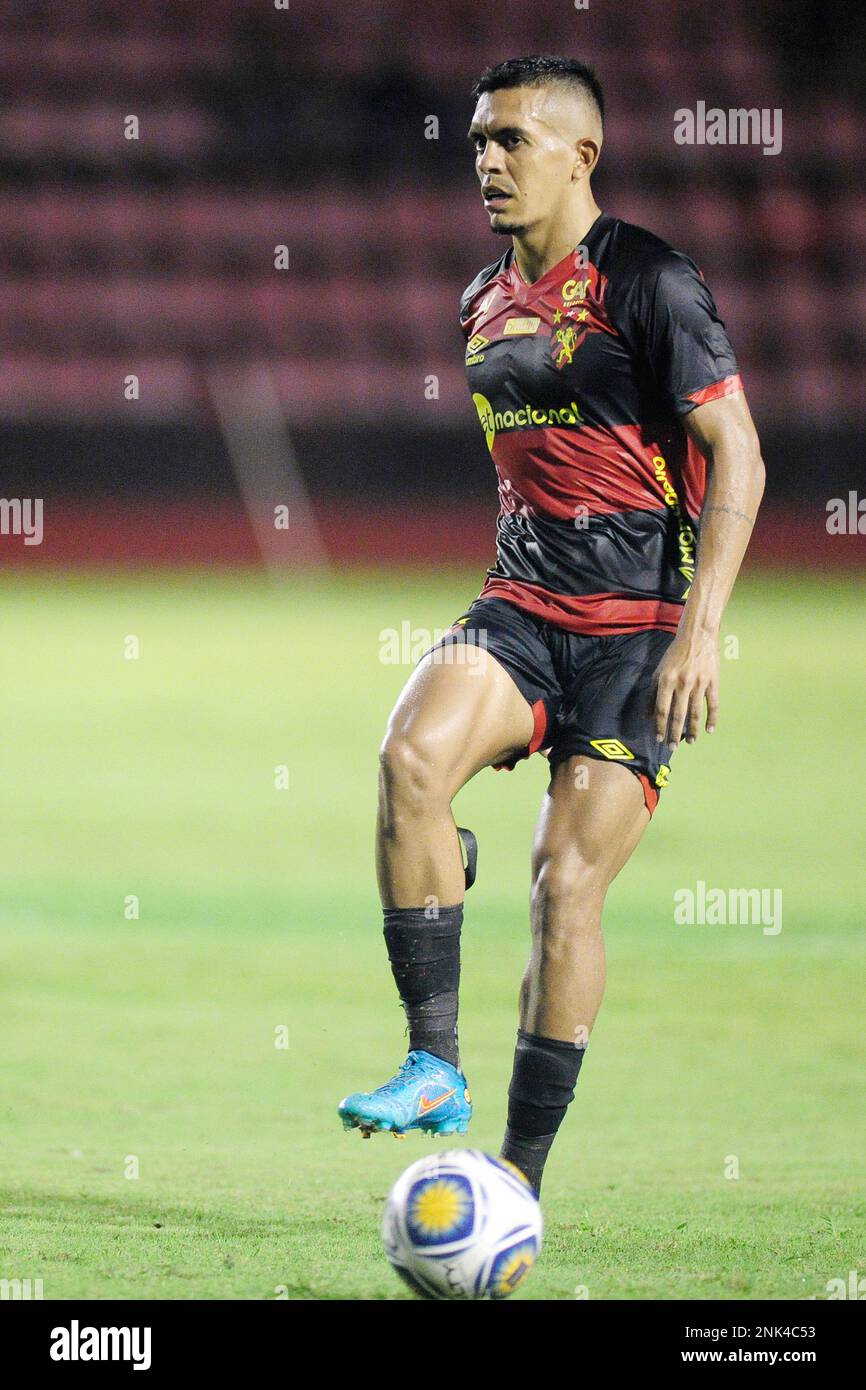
[1,0,864,563]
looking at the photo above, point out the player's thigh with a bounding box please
[532,756,650,893]
[380,643,536,800]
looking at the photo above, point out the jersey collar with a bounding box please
[507,211,609,301]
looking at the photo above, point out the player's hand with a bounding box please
[652,631,719,747]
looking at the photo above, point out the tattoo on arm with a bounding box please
[701,503,755,525]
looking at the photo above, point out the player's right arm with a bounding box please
[618,244,765,748]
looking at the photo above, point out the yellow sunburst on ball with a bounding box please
[491,1243,536,1296]
[409,1178,470,1238]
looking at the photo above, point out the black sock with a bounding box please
[500,1028,586,1193]
[383,904,462,1067]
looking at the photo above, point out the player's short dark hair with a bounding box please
[472,55,604,126]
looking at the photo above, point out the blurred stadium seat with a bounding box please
[0,0,863,561]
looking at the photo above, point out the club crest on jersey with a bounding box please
[552,304,594,367]
[553,325,580,367]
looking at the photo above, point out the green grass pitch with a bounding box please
[1,567,864,1300]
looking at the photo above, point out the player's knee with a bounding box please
[530,850,605,939]
[378,728,449,818]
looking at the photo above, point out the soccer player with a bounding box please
[338,55,765,1194]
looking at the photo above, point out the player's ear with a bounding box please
[573,137,600,179]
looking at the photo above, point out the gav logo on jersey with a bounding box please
[472,393,584,452]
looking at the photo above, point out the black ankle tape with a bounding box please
[383,906,462,996]
[506,1029,585,1140]
[383,903,463,944]
[383,905,463,1067]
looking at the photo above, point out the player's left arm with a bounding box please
[653,389,766,747]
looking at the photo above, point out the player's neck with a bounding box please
[512,198,602,286]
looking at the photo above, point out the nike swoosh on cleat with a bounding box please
[417,1087,457,1116]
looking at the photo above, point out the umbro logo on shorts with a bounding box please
[589,738,635,760]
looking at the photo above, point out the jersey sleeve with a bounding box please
[630,253,742,415]
[459,252,510,337]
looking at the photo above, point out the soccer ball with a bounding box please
[382,1149,543,1300]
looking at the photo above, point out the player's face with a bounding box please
[469,87,583,235]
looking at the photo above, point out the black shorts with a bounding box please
[428,596,677,814]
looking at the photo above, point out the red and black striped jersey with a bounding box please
[460,211,743,634]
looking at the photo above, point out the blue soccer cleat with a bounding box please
[338,1050,472,1139]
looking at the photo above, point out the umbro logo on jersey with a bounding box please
[466,333,489,355]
